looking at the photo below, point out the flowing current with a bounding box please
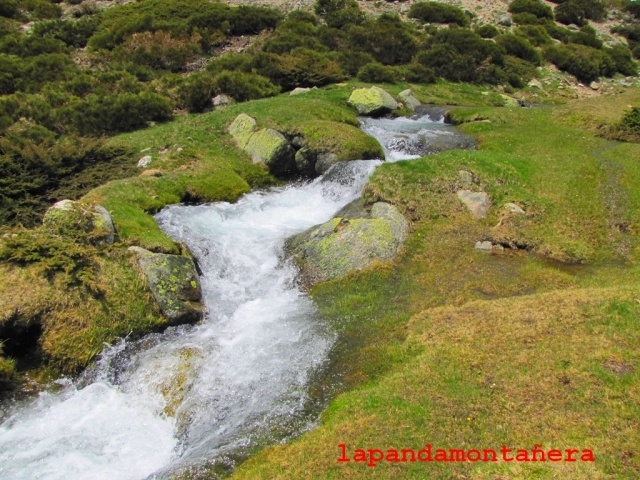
[0,113,468,479]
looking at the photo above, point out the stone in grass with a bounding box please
[138,155,152,168]
[457,190,491,219]
[290,87,312,95]
[286,202,409,287]
[348,86,398,116]
[504,202,525,214]
[43,200,115,246]
[129,247,204,325]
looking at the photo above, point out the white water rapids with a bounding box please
[0,113,466,479]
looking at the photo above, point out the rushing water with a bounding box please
[0,112,470,479]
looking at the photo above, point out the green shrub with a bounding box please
[618,106,640,134]
[254,49,345,90]
[569,25,603,49]
[32,16,100,48]
[606,45,637,76]
[545,22,573,43]
[515,25,552,46]
[402,62,436,84]
[554,1,587,26]
[314,0,365,29]
[476,24,499,39]
[623,0,640,19]
[408,1,470,27]
[0,135,135,226]
[68,91,172,135]
[508,0,553,20]
[177,71,215,112]
[336,50,375,76]
[357,62,398,83]
[511,12,550,25]
[544,43,615,82]
[496,33,542,64]
[212,71,280,102]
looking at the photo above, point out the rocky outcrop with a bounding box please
[212,94,233,107]
[43,200,115,246]
[457,190,491,219]
[286,202,408,287]
[129,247,204,325]
[348,86,398,116]
[397,89,421,110]
[228,114,296,176]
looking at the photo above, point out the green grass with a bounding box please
[227,89,640,480]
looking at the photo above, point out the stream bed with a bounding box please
[0,111,473,479]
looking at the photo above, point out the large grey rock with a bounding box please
[397,89,421,110]
[43,200,115,246]
[129,247,203,325]
[457,190,491,219]
[286,202,408,287]
[348,86,398,116]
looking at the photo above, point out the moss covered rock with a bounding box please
[129,247,204,325]
[286,202,408,287]
[43,200,115,246]
[228,114,296,176]
[244,128,296,176]
[348,86,398,116]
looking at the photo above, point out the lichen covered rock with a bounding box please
[43,200,115,246]
[228,113,258,149]
[228,114,296,176]
[348,86,398,116]
[129,247,203,325]
[286,202,408,287]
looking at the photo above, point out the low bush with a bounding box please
[408,1,470,27]
[544,43,615,83]
[212,71,280,102]
[496,33,542,64]
[357,62,398,83]
[476,24,499,39]
[508,0,553,20]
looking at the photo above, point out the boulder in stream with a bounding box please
[397,89,421,110]
[348,86,398,116]
[129,247,204,325]
[286,202,408,287]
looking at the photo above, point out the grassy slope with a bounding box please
[229,89,640,479]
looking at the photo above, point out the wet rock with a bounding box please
[348,86,398,116]
[286,202,408,287]
[128,247,204,325]
[294,147,316,177]
[397,89,421,110]
[43,200,115,246]
[138,155,152,168]
[414,104,447,122]
[315,152,339,175]
[504,202,525,214]
[457,190,491,219]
